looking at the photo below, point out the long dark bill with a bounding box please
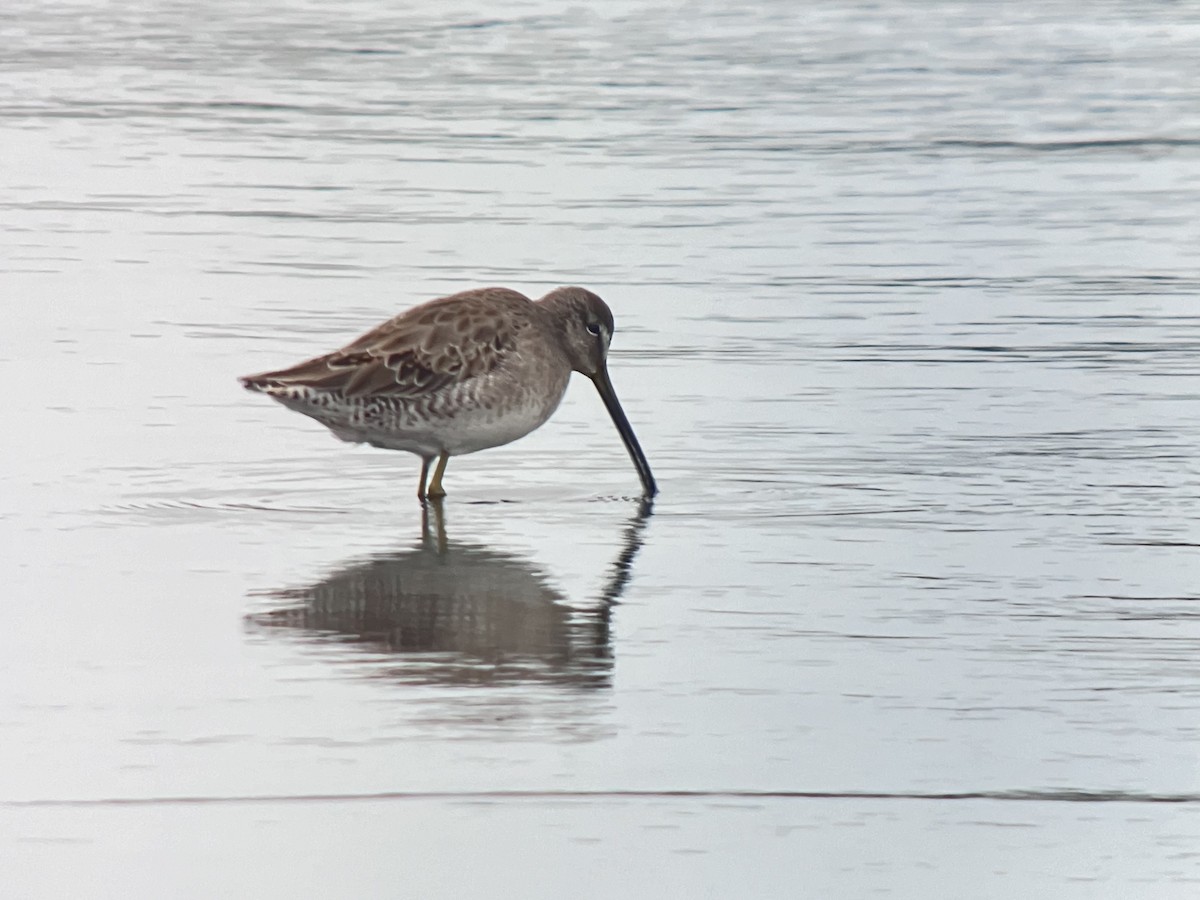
[591,367,658,497]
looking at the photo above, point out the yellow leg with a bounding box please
[426,451,450,499]
[417,456,432,500]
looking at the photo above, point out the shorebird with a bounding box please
[239,286,657,500]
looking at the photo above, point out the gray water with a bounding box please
[3,0,1200,896]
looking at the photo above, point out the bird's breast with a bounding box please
[433,365,571,455]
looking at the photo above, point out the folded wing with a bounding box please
[240,288,531,401]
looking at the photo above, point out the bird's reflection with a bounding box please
[247,500,652,689]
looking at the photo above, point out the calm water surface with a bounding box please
[3,0,1200,896]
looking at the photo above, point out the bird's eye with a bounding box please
[586,321,602,336]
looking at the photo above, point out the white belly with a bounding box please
[318,372,570,459]
[420,397,560,456]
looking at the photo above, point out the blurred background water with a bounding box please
[3,0,1200,896]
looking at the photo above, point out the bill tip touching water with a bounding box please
[239,286,658,500]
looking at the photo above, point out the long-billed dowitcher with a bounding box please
[239,286,657,499]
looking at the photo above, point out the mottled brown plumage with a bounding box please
[239,286,656,500]
[273,288,527,399]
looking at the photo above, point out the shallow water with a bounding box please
[3,0,1200,896]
